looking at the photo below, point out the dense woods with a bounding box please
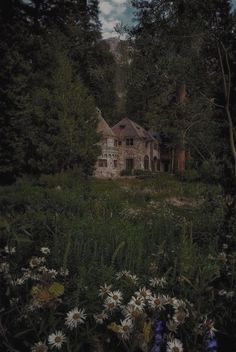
[0,0,117,181]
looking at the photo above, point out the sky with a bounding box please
[99,0,236,39]
[99,0,133,39]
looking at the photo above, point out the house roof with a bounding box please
[112,117,155,141]
[96,109,116,137]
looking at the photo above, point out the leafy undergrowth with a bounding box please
[0,171,235,351]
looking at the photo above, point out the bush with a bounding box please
[176,169,200,182]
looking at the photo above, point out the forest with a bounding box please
[0,1,236,351]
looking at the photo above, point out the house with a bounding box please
[112,117,160,173]
[95,110,164,178]
[94,110,120,178]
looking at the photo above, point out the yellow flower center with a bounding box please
[55,336,62,343]
[35,345,46,352]
[173,348,180,352]
[123,325,129,332]
[154,298,161,305]
[176,310,186,322]
[73,313,81,320]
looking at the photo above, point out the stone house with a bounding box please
[112,117,160,173]
[94,111,162,178]
[94,110,120,178]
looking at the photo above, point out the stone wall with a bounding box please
[94,137,120,178]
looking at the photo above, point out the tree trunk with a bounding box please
[176,83,187,174]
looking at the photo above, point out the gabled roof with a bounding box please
[112,117,155,141]
[96,109,116,137]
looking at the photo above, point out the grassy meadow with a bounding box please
[1,172,235,351]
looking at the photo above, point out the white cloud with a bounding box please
[100,1,113,15]
[112,0,127,4]
[99,0,131,38]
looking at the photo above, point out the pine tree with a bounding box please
[0,0,32,182]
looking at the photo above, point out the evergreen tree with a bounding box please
[0,0,32,182]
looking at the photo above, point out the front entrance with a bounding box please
[126,158,134,170]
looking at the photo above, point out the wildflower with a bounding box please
[173,309,188,324]
[166,320,179,333]
[65,308,86,329]
[31,341,48,352]
[205,331,217,351]
[148,295,165,311]
[119,318,133,340]
[135,287,152,300]
[94,311,108,324]
[167,338,183,352]
[108,290,123,304]
[128,274,139,284]
[149,276,167,288]
[98,283,112,297]
[122,304,143,320]
[40,247,50,255]
[4,245,16,254]
[103,297,118,311]
[116,270,131,280]
[29,257,46,268]
[129,296,145,310]
[48,331,66,349]
[0,262,9,274]
[59,267,69,276]
[150,320,164,352]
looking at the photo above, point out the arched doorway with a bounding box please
[144,155,149,170]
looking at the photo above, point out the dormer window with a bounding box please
[126,138,134,146]
[154,143,158,150]
[120,125,125,129]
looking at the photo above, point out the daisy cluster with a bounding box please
[93,270,192,351]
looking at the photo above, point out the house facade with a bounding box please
[95,110,163,178]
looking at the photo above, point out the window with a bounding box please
[154,143,158,150]
[144,156,149,170]
[114,160,117,168]
[114,140,118,146]
[118,141,122,146]
[98,159,107,167]
[126,158,134,170]
[126,138,134,146]
[145,141,149,148]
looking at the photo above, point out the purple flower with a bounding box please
[151,320,163,352]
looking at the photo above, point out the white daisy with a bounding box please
[119,318,134,340]
[128,296,145,310]
[116,270,131,280]
[31,341,48,352]
[122,304,141,320]
[107,290,123,304]
[98,283,112,297]
[94,311,108,324]
[4,246,16,254]
[103,297,118,311]
[65,308,87,329]
[48,331,66,349]
[40,247,50,255]
[135,287,152,300]
[29,257,46,268]
[127,274,139,284]
[173,308,189,325]
[167,338,183,352]
[149,277,167,288]
[148,294,166,310]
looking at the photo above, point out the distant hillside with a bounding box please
[104,37,132,118]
